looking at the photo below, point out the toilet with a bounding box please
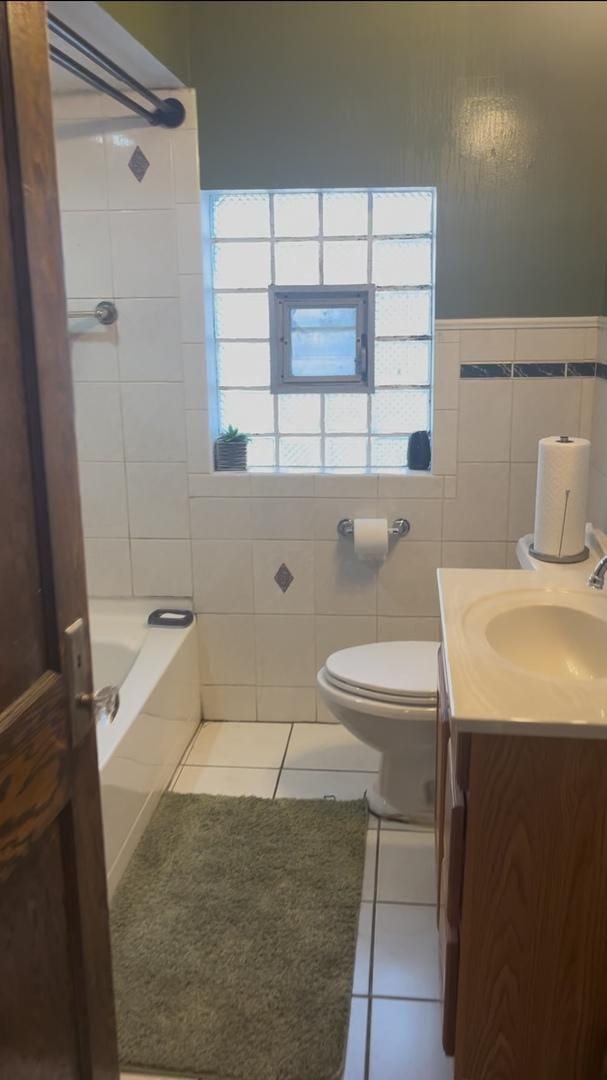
[317,524,607,822]
[317,639,439,822]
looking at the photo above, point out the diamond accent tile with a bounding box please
[128,145,150,183]
[274,563,294,592]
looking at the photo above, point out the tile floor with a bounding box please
[121,721,453,1080]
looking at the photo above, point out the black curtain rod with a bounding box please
[48,13,185,128]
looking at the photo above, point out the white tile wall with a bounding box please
[79,462,128,538]
[131,539,192,597]
[510,377,582,462]
[192,324,599,719]
[61,211,113,297]
[55,94,604,717]
[117,298,182,381]
[56,89,203,602]
[121,383,187,462]
[126,462,190,538]
[110,210,179,297]
[589,323,607,530]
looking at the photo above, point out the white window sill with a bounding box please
[213,466,438,478]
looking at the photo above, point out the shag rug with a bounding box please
[111,793,367,1079]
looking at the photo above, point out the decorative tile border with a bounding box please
[460,361,597,379]
[460,363,512,379]
[513,362,565,377]
[567,362,597,377]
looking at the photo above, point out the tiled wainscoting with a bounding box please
[53,87,209,598]
[589,322,607,529]
[122,720,451,1080]
[190,318,601,722]
[52,97,607,720]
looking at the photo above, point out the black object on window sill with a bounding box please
[407,430,431,471]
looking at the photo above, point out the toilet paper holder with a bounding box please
[337,517,410,538]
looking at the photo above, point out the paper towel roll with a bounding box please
[533,436,590,561]
[353,518,389,561]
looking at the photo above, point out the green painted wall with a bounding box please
[102,1,607,318]
[189,1,607,318]
[100,1,190,84]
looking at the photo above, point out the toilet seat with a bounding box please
[323,670,435,707]
[325,640,439,706]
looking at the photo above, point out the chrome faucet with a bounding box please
[588,555,607,589]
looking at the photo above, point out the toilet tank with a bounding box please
[516,524,607,581]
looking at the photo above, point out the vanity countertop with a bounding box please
[438,568,607,739]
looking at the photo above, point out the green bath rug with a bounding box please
[111,793,367,1079]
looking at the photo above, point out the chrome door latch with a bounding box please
[64,618,120,746]
[77,685,120,726]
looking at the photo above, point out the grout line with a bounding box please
[353,992,442,1003]
[179,722,204,766]
[373,897,436,907]
[175,761,378,773]
[363,819,382,1080]
[168,765,183,791]
[272,723,294,799]
[178,760,295,773]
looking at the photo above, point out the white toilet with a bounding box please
[317,639,439,822]
[317,524,607,822]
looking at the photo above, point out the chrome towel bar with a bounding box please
[67,301,118,326]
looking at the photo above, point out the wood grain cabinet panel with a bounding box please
[437,649,607,1078]
[455,734,607,1080]
[443,740,465,929]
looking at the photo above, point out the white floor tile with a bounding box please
[376,828,436,903]
[173,765,278,798]
[343,997,368,1080]
[275,769,373,802]
[352,902,373,995]
[185,721,291,768]
[362,826,378,902]
[368,998,452,1080]
[380,818,433,832]
[373,903,440,999]
[284,722,380,772]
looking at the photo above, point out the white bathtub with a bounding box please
[89,598,200,898]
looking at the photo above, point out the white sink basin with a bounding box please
[484,604,607,680]
[438,569,607,733]
[463,586,607,686]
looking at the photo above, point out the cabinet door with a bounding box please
[439,865,459,1057]
[435,646,450,912]
[444,740,466,927]
[439,740,466,1056]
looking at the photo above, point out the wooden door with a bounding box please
[0,2,118,1077]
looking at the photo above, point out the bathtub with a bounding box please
[89,598,200,898]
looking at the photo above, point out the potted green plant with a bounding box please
[214,425,250,471]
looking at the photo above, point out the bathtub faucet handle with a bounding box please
[78,685,120,726]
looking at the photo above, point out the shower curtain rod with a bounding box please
[48,13,185,128]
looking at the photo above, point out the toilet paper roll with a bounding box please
[533,436,590,561]
[353,518,389,561]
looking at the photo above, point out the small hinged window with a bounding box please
[269,285,375,394]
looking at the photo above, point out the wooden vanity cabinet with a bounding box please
[436,647,607,1080]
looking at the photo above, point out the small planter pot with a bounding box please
[214,439,248,471]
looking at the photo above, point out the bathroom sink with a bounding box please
[462,586,607,684]
[484,603,607,680]
[438,570,607,730]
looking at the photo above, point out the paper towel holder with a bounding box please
[337,518,410,538]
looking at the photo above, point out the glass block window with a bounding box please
[208,188,435,471]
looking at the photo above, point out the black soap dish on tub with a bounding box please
[148,609,194,628]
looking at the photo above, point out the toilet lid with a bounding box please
[325,640,439,701]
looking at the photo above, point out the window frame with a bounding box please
[269,284,375,394]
